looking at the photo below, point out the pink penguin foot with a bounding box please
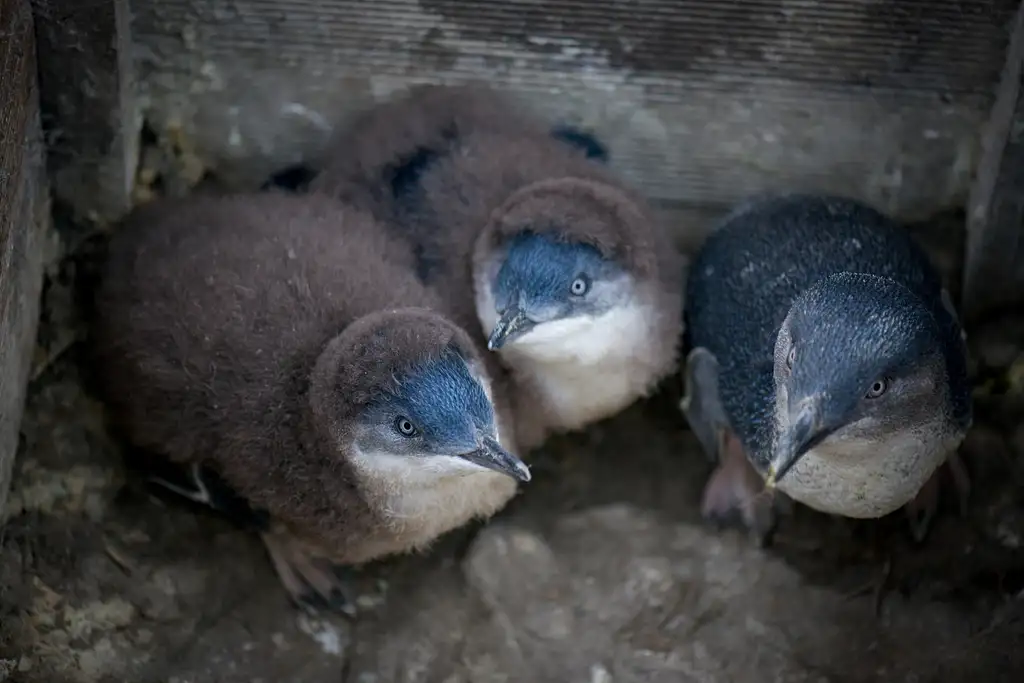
[701,429,779,545]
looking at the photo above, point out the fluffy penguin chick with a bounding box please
[92,192,530,615]
[682,194,971,543]
[310,84,684,450]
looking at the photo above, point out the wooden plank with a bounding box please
[132,0,1017,236]
[0,0,48,518]
[964,1,1024,322]
[30,0,137,224]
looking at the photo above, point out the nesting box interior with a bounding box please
[1,1,1024,681]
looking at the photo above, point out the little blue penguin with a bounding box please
[91,191,531,615]
[681,194,972,543]
[309,84,684,451]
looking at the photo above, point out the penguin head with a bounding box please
[765,272,963,510]
[310,309,530,484]
[482,231,638,354]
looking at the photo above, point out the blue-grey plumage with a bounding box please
[92,192,530,616]
[681,194,971,541]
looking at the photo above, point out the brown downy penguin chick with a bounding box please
[310,84,684,451]
[92,192,531,615]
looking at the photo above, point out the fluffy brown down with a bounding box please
[310,84,684,447]
[309,82,546,226]
[92,191,498,555]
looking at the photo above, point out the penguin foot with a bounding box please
[903,451,971,543]
[261,531,357,617]
[700,428,778,545]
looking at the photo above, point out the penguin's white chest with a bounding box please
[499,305,661,431]
[349,447,519,555]
[775,424,961,518]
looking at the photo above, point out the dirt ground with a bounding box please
[1,190,1023,682]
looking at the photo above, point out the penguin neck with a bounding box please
[475,278,668,440]
[766,409,963,518]
[340,442,519,562]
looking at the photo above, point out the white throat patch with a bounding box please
[771,419,962,518]
[349,445,517,525]
[475,283,665,433]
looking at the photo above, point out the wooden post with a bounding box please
[0,0,48,517]
[30,0,137,224]
[964,1,1024,322]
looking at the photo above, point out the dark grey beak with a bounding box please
[767,395,832,487]
[461,436,532,482]
[487,306,533,350]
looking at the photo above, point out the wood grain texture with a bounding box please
[31,0,137,224]
[132,0,1017,237]
[964,1,1024,322]
[0,0,48,518]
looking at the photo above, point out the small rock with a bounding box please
[296,615,348,658]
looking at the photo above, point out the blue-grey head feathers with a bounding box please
[492,231,624,319]
[362,347,495,454]
[782,272,947,420]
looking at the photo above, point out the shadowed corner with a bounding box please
[260,164,318,193]
[550,125,610,163]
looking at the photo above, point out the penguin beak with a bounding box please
[487,306,533,350]
[461,437,532,482]
[767,394,833,487]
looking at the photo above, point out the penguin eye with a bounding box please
[394,416,419,437]
[569,275,590,297]
[865,377,889,399]
[786,346,796,369]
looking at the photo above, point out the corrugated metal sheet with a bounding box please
[133,0,1019,230]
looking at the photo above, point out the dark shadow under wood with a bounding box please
[0,0,48,518]
[29,0,137,225]
[965,1,1024,322]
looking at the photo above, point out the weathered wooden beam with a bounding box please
[964,1,1024,322]
[30,0,137,225]
[132,0,1018,235]
[0,0,49,518]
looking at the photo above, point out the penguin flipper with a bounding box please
[137,452,270,532]
[680,347,729,462]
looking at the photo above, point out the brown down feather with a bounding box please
[91,190,499,555]
[309,84,685,448]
